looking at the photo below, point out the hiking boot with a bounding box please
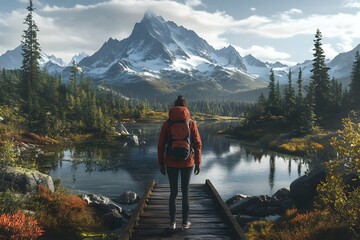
[182,221,191,230]
[169,222,176,230]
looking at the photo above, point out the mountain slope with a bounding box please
[1,11,359,101]
[78,11,265,99]
[0,45,67,73]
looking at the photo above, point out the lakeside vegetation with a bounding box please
[229,29,360,239]
[0,0,359,239]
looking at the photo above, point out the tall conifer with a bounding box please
[284,69,296,122]
[310,29,331,125]
[350,50,360,109]
[296,68,303,103]
[21,0,41,99]
[267,68,277,115]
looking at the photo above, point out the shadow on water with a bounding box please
[39,121,307,200]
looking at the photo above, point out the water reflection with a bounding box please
[45,122,307,200]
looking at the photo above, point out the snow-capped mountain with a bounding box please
[0,45,88,74]
[0,46,23,69]
[0,45,67,73]
[70,52,89,64]
[328,43,360,86]
[1,11,359,100]
[78,11,265,99]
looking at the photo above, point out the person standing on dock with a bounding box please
[158,95,202,230]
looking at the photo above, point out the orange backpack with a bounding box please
[166,119,192,161]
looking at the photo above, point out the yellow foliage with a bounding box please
[247,210,351,240]
[279,138,323,153]
[317,118,360,236]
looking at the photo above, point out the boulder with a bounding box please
[126,135,139,146]
[118,190,139,204]
[80,193,122,214]
[290,168,326,209]
[102,211,124,228]
[80,193,124,229]
[225,194,248,206]
[228,197,253,214]
[246,205,269,217]
[228,195,272,215]
[0,166,54,193]
[272,188,290,201]
[281,198,296,211]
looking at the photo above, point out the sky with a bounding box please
[1,0,360,65]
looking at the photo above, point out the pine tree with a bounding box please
[267,68,277,115]
[330,77,343,116]
[294,68,307,132]
[69,61,79,95]
[310,29,331,126]
[275,80,282,115]
[296,68,303,103]
[21,0,41,99]
[349,50,360,110]
[256,93,267,117]
[304,82,316,132]
[284,69,296,123]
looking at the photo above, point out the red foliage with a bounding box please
[34,185,97,231]
[0,211,44,240]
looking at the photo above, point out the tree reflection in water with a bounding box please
[42,122,307,199]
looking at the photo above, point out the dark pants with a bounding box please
[166,166,193,224]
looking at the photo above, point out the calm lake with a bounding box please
[47,122,307,201]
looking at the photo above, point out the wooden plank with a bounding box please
[132,227,231,236]
[119,180,155,240]
[139,216,225,224]
[143,205,216,211]
[124,180,247,240]
[132,234,233,240]
[140,212,220,218]
[206,179,248,240]
[137,222,228,229]
[147,198,214,204]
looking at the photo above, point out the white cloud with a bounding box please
[0,10,25,49]
[235,45,291,61]
[280,8,303,20]
[250,7,256,11]
[185,0,203,7]
[1,1,359,65]
[322,43,339,60]
[345,0,360,8]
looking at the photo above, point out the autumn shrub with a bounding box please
[0,211,44,240]
[317,118,360,236]
[31,185,100,234]
[247,209,351,240]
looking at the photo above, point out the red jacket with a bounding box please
[158,106,202,168]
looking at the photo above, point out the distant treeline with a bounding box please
[244,29,360,133]
[0,67,153,135]
[188,100,252,117]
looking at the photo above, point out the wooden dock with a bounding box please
[119,179,247,240]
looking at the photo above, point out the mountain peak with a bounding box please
[142,10,165,23]
[144,10,156,18]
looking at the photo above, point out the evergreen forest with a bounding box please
[0,1,359,240]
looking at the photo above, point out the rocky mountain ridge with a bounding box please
[1,11,359,100]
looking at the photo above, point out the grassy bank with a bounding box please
[228,117,334,157]
[135,110,240,123]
